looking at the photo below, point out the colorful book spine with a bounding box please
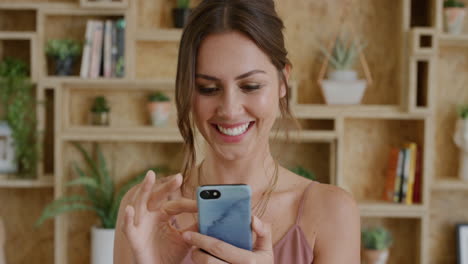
[89,20,104,78]
[80,20,95,78]
[404,142,417,205]
[413,145,423,204]
[383,147,400,202]
[104,19,113,78]
[115,18,125,78]
[111,20,118,78]
[400,147,411,203]
[393,149,404,203]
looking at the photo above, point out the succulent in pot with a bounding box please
[45,39,82,76]
[90,96,110,126]
[173,0,191,28]
[318,33,368,105]
[361,226,393,264]
[453,104,468,181]
[444,0,466,34]
[147,91,171,127]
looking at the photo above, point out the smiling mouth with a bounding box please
[212,121,255,136]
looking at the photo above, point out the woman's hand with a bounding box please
[183,216,274,264]
[118,170,197,264]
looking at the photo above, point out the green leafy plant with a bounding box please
[362,226,393,250]
[35,142,170,229]
[148,91,170,102]
[0,57,40,178]
[289,166,317,181]
[458,104,468,119]
[91,96,110,113]
[444,0,465,8]
[177,0,190,9]
[319,33,367,71]
[45,39,82,60]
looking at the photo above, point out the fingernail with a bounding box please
[182,231,191,241]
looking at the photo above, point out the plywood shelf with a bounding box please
[136,29,182,42]
[44,77,175,90]
[0,175,54,188]
[292,105,430,119]
[359,201,426,218]
[438,33,468,46]
[61,127,184,142]
[432,178,468,191]
[272,130,337,142]
[80,0,128,10]
[0,32,35,39]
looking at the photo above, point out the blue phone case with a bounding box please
[197,184,253,251]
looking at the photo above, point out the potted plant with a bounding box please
[319,33,368,105]
[444,0,466,34]
[289,166,317,181]
[147,91,171,127]
[361,226,393,264]
[173,0,191,28]
[35,142,168,264]
[0,57,39,178]
[45,39,82,76]
[453,104,468,181]
[90,96,110,126]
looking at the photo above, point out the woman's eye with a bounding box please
[197,86,219,95]
[242,84,261,92]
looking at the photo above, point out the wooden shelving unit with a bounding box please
[1,0,467,263]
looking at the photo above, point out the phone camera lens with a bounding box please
[213,191,218,197]
[200,190,211,199]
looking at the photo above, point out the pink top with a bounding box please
[180,182,315,264]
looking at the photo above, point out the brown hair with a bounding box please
[175,0,297,188]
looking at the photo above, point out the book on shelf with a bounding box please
[384,142,421,205]
[80,18,125,79]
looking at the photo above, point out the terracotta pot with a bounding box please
[148,101,171,126]
[454,119,468,181]
[444,7,466,34]
[362,248,389,264]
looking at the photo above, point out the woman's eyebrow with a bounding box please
[195,70,266,81]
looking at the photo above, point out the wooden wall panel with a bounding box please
[434,46,468,180]
[135,42,178,79]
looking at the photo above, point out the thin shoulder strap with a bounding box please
[296,182,314,225]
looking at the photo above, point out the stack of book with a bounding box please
[80,18,125,79]
[382,142,422,205]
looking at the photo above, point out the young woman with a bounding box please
[114,0,360,263]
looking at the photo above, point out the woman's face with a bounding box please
[193,31,288,161]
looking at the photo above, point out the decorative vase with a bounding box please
[444,7,466,34]
[54,56,75,76]
[172,8,191,28]
[90,112,110,126]
[362,248,389,264]
[454,118,468,181]
[148,101,171,127]
[91,226,115,264]
[0,121,18,174]
[320,70,367,105]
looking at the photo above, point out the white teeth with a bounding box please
[217,123,250,136]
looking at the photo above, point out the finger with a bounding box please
[134,171,156,225]
[148,174,183,210]
[192,249,228,264]
[182,231,251,263]
[252,216,272,251]
[161,198,197,215]
[122,205,137,245]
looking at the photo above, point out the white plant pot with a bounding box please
[0,121,18,174]
[329,70,358,81]
[91,226,115,264]
[444,7,466,35]
[453,119,468,181]
[362,248,389,264]
[148,101,171,127]
[320,79,367,105]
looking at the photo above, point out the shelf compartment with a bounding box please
[271,141,335,184]
[405,55,435,113]
[409,0,436,28]
[0,8,36,32]
[341,118,427,204]
[0,34,35,79]
[362,216,422,264]
[136,41,178,79]
[136,29,182,42]
[62,83,176,130]
[43,13,126,78]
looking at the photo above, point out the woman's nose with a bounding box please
[216,87,243,119]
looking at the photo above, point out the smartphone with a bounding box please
[197,184,253,251]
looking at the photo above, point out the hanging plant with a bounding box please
[0,57,41,178]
